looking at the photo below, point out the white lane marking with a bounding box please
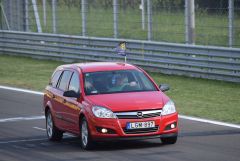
[33,127,75,137]
[0,85,240,129]
[0,138,47,144]
[0,85,43,95]
[0,127,75,144]
[0,116,45,123]
[64,133,74,137]
[12,145,29,150]
[179,115,240,129]
[33,127,46,131]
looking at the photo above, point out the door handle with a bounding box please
[63,99,66,103]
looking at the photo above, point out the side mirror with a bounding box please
[159,84,170,92]
[63,90,80,98]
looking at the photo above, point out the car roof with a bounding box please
[58,62,139,73]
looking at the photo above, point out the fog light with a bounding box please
[164,122,177,131]
[96,126,116,134]
[101,128,108,133]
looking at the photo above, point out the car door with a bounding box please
[55,70,73,130]
[47,70,64,128]
[62,71,82,133]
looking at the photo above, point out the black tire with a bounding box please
[80,117,93,150]
[46,110,63,141]
[161,136,177,144]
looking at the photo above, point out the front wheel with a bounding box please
[161,136,177,144]
[80,117,93,150]
[46,110,63,141]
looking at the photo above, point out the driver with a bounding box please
[110,74,137,92]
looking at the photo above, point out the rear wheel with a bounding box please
[80,117,93,150]
[161,136,177,144]
[46,110,63,141]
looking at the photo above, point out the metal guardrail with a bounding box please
[0,30,239,82]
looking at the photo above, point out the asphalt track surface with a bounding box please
[0,88,240,161]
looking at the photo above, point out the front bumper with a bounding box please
[92,132,178,141]
[87,112,178,140]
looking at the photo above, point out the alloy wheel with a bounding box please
[81,120,88,147]
[47,112,53,138]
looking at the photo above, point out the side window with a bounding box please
[68,72,80,93]
[51,71,62,87]
[58,71,72,91]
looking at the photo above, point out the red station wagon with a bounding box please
[43,62,178,149]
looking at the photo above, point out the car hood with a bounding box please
[85,91,169,112]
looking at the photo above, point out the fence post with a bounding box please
[81,0,86,36]
[16,0,20,31]
[8,0,12,30]
[24,0,29,31]
[185,0,195,44]
[228,0,234,47]
[32,0,42,33]
[43,0,46,26]
[0,0,3,30]
[113,0,118,38]
[52,0,56,33]
[141,0,145,30]
[147,0,152,41]
[185,0,188,43]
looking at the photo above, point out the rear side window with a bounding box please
[50,71,62,87]
[58,71,72,91]
[68,72,80,93]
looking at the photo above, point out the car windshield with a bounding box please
[84,69,157,95]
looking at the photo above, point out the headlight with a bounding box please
[162,100,176,116]
[92,106,116,118]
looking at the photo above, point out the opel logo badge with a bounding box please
[137,112,143,118]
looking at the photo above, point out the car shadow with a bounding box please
[91,139,165,151]
[0,135,170,152]
[2,129,239,152]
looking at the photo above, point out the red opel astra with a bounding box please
[43,62,178,149]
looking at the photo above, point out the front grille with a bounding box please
[142,112,161,118]
[115,109,161,119]
[124,126,159,134]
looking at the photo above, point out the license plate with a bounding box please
[126,121,155,129]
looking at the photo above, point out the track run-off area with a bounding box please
[0,86,240,161]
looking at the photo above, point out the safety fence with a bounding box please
[0,30,239,82]
[1,0,240,47]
